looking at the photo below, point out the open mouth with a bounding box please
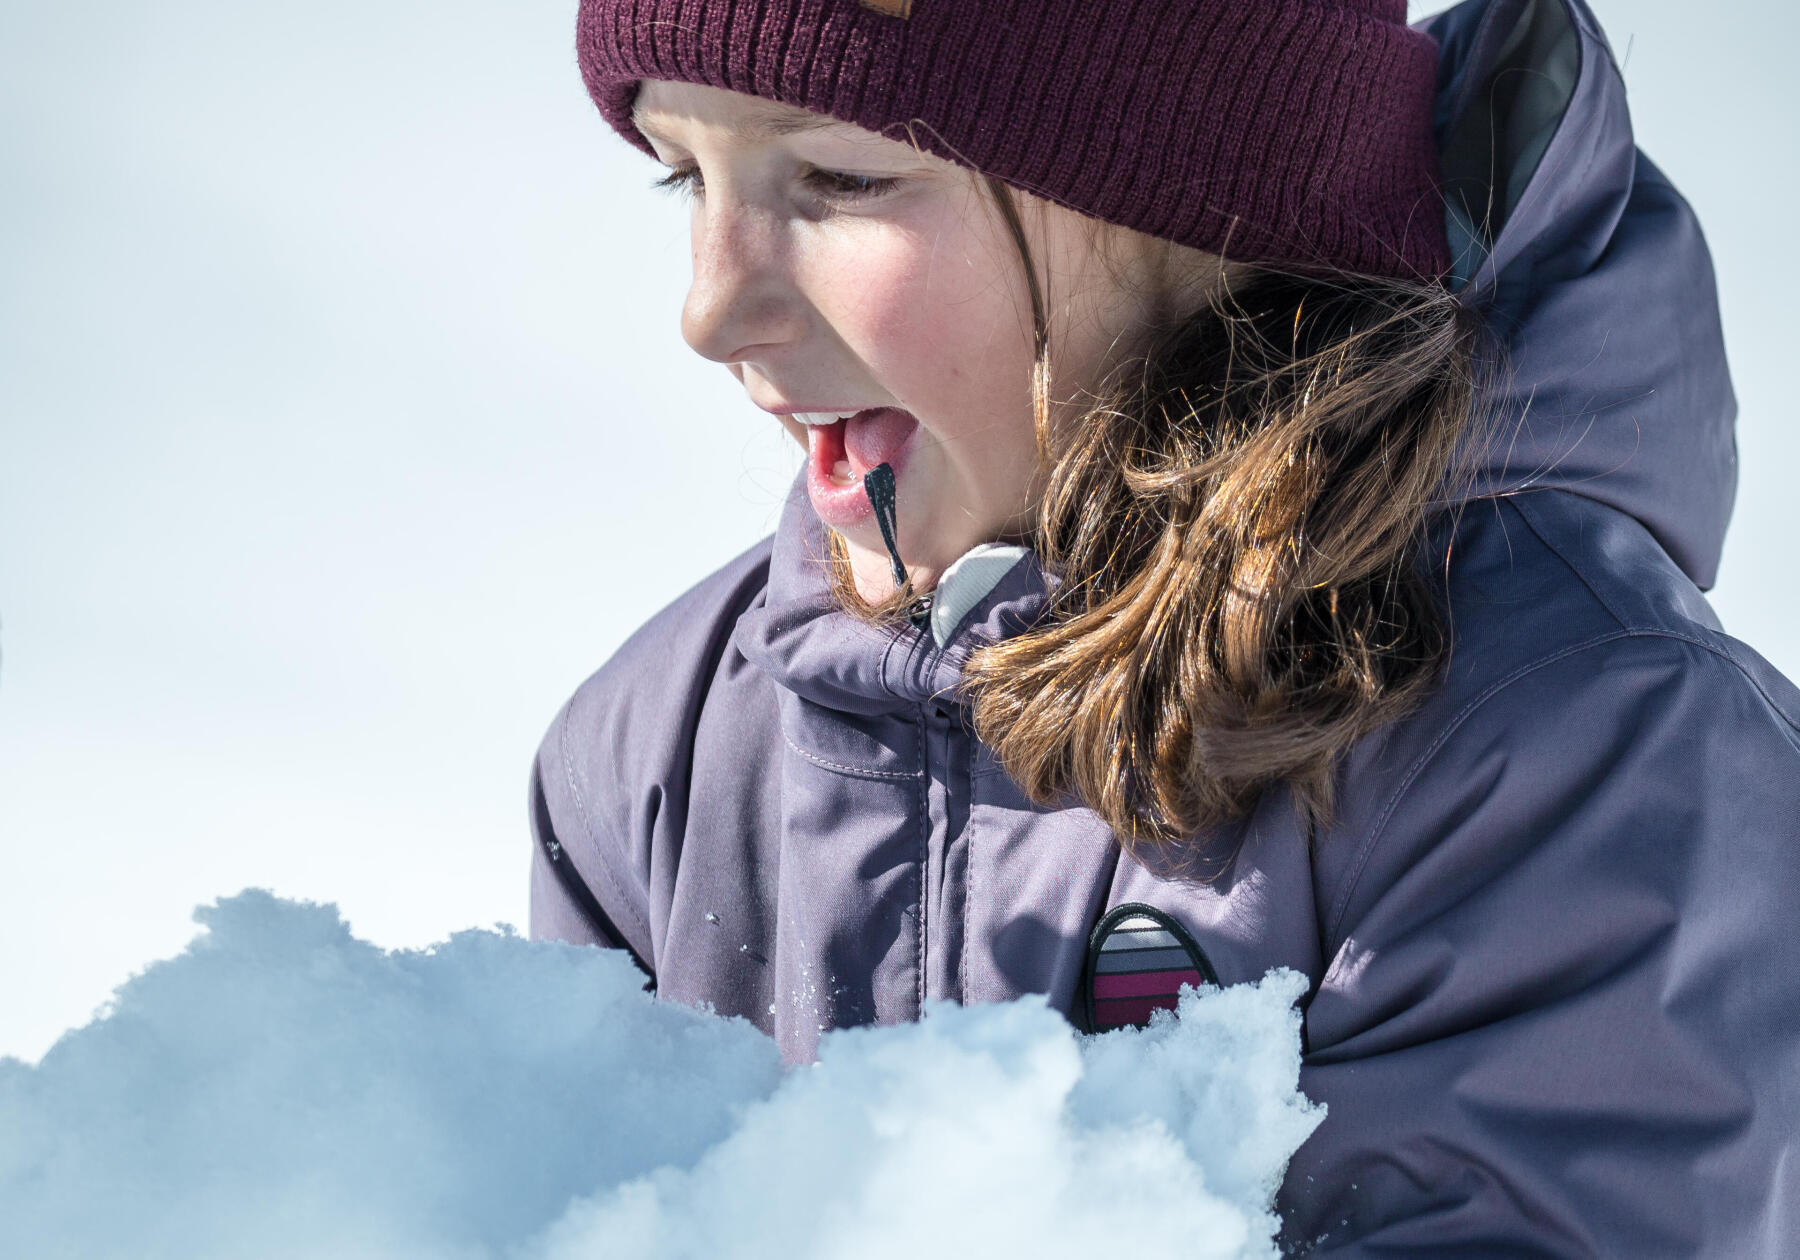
[804,407,919,526]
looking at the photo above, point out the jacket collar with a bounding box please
[730,475,1054,714]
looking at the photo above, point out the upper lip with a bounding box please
[752,400,887,417]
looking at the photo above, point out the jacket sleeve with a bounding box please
[523,533,774,976]
[1281,632,1800,1257]
[525,697,656,983]
[527,753,615,949]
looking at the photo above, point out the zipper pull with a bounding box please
[908,591,934,632]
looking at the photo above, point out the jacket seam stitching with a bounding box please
[1711,644,1800,735]
[1323,626,1732,950]
[558,702,654,946]
[783,733,922,781]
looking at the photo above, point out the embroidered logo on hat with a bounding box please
[856,0,911,16]
[1083,902,1219,1033]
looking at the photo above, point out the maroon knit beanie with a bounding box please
[576,0,1451,281]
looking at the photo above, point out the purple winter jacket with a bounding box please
[529,0,1800,1252]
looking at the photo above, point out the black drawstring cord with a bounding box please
[862,463,933,631]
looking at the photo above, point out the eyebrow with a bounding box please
[633,107,847,147]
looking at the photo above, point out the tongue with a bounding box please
[844,408,918,475]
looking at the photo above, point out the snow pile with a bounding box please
[1,890,1323,1260]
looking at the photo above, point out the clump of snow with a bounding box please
[1,890,1323,1260]
[1,889,782,1260]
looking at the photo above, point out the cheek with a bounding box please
[809,225,1037,448]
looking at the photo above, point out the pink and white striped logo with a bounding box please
[1083,903,1219,1033]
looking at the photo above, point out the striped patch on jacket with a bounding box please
[1082,903,1219,1033]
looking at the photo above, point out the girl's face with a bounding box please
[632,79,1226,601]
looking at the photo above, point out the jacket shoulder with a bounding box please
[1318,489,1800,948]
[1283,493,1800,1254]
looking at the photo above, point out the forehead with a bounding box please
[631,80,868,148]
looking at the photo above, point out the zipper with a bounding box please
[919,694,973,1006]
[942,702,971,1007]
[918,698,931,1018]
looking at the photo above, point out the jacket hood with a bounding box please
[1431,0,1737,588]
[734,0,1739,707]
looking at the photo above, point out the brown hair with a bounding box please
[829,175,1489,850]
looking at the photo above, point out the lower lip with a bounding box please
[803,407,920,528]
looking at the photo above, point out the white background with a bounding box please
[3,0,1794,1061]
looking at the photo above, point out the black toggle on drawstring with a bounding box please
[862,463,908,591]
[862,463,932,630]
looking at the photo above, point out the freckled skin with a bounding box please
[633,80,1238,601]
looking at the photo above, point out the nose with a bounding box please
[679,194,807,367]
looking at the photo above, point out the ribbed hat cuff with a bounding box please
[579,0,1451,281]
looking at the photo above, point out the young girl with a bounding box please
[531,0,1800,1251]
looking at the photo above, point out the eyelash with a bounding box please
[649,165,899,203]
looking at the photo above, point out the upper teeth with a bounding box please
[792,410,863,426]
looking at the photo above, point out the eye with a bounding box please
[649,164,703,201]
[801,168,900,201]
[647,164,899,204]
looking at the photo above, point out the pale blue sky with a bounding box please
[3,0,1794,1060]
